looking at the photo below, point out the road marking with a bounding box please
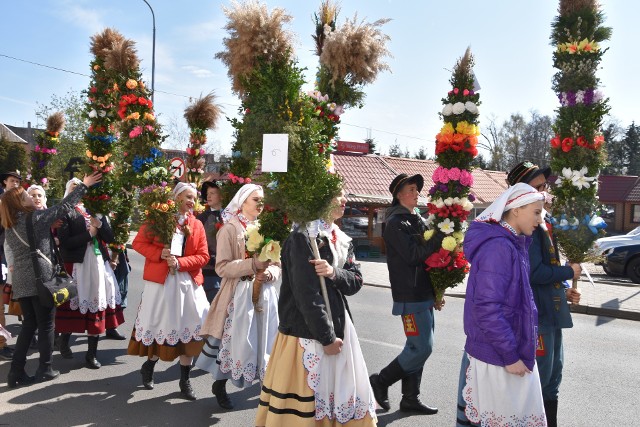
[358,337,404,350]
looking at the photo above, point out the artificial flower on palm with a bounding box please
[31,112,65,189]
[548,0,611,277]
[425,47,479,304]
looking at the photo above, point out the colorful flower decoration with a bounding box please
[425,47,479,303]
[31,112,65,189]
[549,0,611,273]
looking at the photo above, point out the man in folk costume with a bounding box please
[369,173,443,415]
[506,161,581,427]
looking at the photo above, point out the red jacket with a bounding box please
[132,215,209,285]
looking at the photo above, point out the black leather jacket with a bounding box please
[278,227,363,346]
[383,205,442,303]
[58,211,114,263]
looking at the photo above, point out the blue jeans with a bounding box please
[537,328,564,401]
[397,307,434,374]
[202,275,221,304]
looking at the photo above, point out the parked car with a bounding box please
[599,243,640,283]
[594,226,640,255]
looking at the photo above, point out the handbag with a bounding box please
[20,212,77,308]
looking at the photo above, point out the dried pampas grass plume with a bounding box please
[91,28,125,59]
[46,112,65,134]
[320,14,392,86]
[215,0,294,95]
[313,0,340,56]
[559,0,598,16]
[454,47,474,77]
[184,92,222,131]
[104,38,140,74]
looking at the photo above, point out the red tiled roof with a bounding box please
[599,175,640,202]
[473,170,509,204]
[333,153,397,204]
[382,157,507,206]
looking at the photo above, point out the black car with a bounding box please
[601,243,640,283]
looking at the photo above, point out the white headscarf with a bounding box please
[221,183,262,223]
[27,184,47,209]
[475,182,544,223]
[173,182,197,199]
[63,177,83,198]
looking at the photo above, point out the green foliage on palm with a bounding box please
[549,0,611,263]
[0,137,27,176]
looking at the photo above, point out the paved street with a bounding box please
[1,250,638,426]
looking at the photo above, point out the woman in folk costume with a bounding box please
[197,183,281,410]
[458,183,548,427]
[55,178,124,369]
[128,182,209,400]
[256,189,377,427]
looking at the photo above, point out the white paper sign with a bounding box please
[261,134,289,172]
[170,233,185,256]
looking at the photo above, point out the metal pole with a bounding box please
[142,0,156,104]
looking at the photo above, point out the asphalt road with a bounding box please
[1,251,638,426]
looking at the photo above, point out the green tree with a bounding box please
[0,136,28,175]
[470,152,488,169]
[624,122,640,175]
[601,121,626,175]
[414,146,427,160]
[388,143,402,157]
[364,137,377,154]
[35,90,89,199]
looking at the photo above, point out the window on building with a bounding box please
[633,205,640,223]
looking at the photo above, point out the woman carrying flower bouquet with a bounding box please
[197,183,281,410]
[458,183,547,426]
[55,178,125,369]
[256,189,377,427]
[128,182,210,400]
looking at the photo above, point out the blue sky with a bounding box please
[1,0,637,159]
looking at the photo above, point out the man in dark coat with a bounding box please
[369,173,443,415]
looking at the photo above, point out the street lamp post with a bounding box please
[142,0,156,103]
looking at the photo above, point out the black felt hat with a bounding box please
[506,161,551,186]
[199,180,220,202]
[0,171,22,186]
[389,173,424,197]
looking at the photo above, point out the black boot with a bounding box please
[7,369,35,388]
[212,379,234,409]
[35,364,60,382]
[179,364,197,401]
[140,358,158,390]
[59,333,73,359]
[399,369,438,415]
[105,328,126,340]
[369,357,406,411]
[544,400,558,427]
[85,336,101,369]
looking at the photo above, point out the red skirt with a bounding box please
[55,261,125,334]
[55,301,124,334]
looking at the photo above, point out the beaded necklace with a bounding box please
[499,220,518,236]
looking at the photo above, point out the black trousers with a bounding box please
[11,296,55,371]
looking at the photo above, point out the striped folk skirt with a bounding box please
[55,248,124,334]
[256,313,377,427]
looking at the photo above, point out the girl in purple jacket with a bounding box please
[459,183,548,427]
